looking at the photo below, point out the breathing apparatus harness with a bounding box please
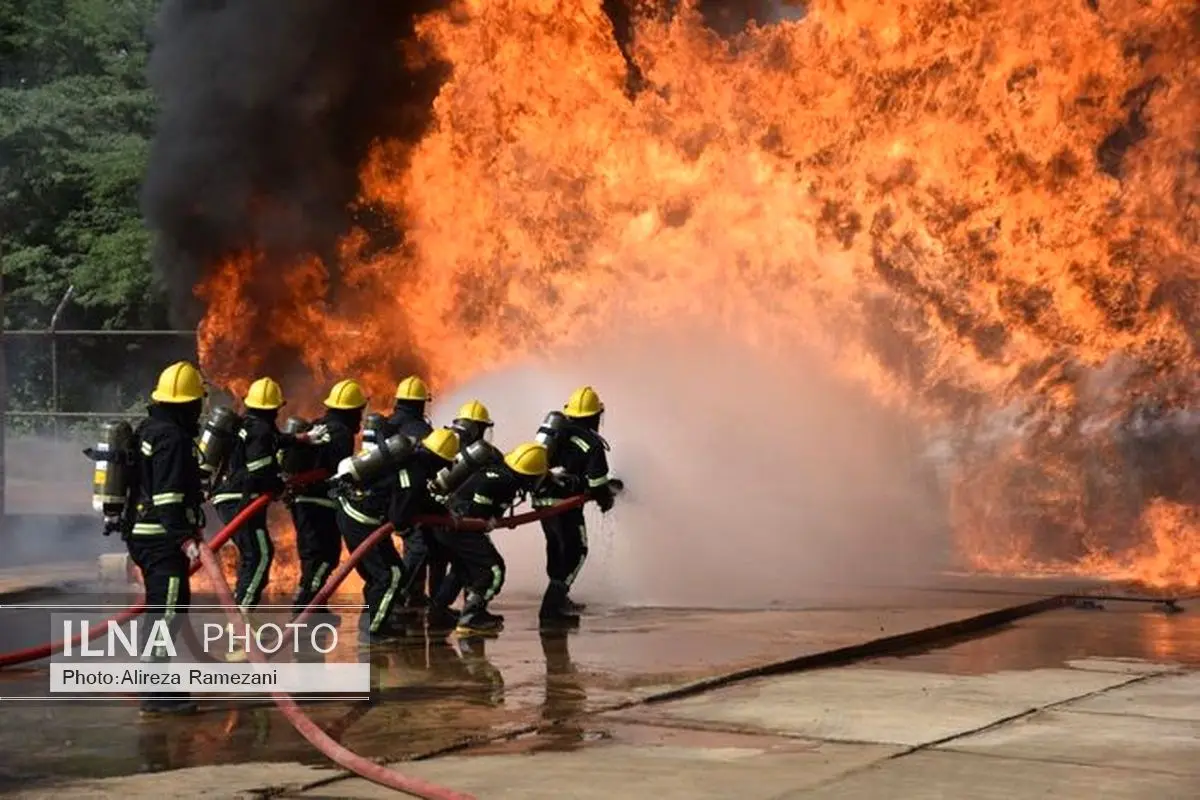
[84,421,139,538]
[84,405,243,539]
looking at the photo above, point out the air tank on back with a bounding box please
[361,412,388,451]
[279,416,316,476]
[340,434,415,486]
[198,406,241,480]
[85,420,135,517]
[432,439,503,497]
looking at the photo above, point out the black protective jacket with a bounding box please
[388,450,451,529]
[386,403,433,443]
[296,412,357,508]
[535,422,614,511]
[339,403,434,523]
[447,464,524,522]
[132,405,205,539]
[212,411,284,503]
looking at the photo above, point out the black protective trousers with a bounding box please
[400,526,452,606]
[540,506,588,588]
[289,501,342,614]
[126,535,192,705]
[214,500,273,611]
[337,509,406,634]
[433,528,506,602]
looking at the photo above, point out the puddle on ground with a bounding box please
[866,601,1200,674]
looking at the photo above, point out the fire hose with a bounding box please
[0,493,274,669]
[0,467,333,669]
[196,494,589,800]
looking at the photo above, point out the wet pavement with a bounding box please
[0,577,1082,794]
[5,595,1192,800]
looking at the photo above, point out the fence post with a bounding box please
[0,270,6,523]
[48,287,75,440]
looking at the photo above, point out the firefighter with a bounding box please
[533,386,623,625]
[289,379,365,617]
[449,400,495,448]
[389,427,460,621]
[338,428,459,643]
[441,441,551,636]
[130,361,208,717]
[212,377,329,616]
[388,376,438,610]
[425,399,499,629]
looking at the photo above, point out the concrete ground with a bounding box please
[3,582,1199,799]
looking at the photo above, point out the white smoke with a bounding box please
[431,324,951,609]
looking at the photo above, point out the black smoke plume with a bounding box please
[141,0,450,333]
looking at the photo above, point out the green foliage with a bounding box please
[1,0,162,332]
[1,0,179,420]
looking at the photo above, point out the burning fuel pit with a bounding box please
[144,1,1198,592]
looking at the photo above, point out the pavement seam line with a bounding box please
[271,595,1069,797]
[780,668,1168,797]
[931,742,1200,778]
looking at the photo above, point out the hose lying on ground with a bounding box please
[0,493,274,669]
[196,495,590,799]
[194,541,478,800]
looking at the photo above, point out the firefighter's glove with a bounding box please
[180,538,202,570]
[297,424,331,446]
[548,468,579,494]
[608,477,625,496]
[596,493,615,513]
[102,516,122,537]
[481,517,498,533]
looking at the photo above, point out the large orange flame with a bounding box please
[198,0,1199,589]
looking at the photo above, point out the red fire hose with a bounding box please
[194,542,476,800]
[198,495,590,800]
[0,493,273,669]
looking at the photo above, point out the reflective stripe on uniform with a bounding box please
[565,523,589,587]
[212,492,244,505]
[131,523,167,536]
[140,441,153,457]
[239,527,271,612]
[246,456,273,472]
[397,469,411,488]
[532,497,558,507]
[310,562,330,592]
[294,496,338,509]
[152,575,181,659]
[484,564,504,601]
[339,498,382,527]
[369,566,403,632]
[569,436,590,452]
[153,492,184,505]
[588,475,610,488]
[473,494,493,505]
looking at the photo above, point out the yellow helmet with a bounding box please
[421,428,460,462]
[454,399,492,425]
[504,442,549,477]
[151,361,206,404]
[564,385,604,418]
[394,376,431,402]
[323,379,368,410]
[244,377,285,410]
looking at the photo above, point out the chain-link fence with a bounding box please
[1,327,198,519]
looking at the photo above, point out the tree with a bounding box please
[1,0,175,418]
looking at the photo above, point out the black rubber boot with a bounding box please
[539,580,581,628]
[561,595,587,614]
[427,606,461,632]
[456,592,504,636]
[139,697,198,718]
